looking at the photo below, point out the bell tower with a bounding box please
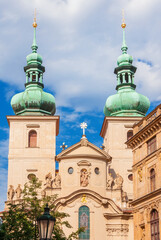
[6,16,59,203]
[101,14,150,201]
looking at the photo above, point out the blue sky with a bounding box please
[0,0,161,210]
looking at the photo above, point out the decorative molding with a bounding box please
[106,224,129,236]
[26,169,38,172]
[77,160,91,166]
[26,124,40,128]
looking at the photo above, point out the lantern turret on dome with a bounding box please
[104,14,150,117]
[11,16,56,116]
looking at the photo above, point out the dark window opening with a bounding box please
[120,74,123,84]
[127,130,133,140]
[151,209,160,240]
[125,73,128,83]
[147,136,156,155]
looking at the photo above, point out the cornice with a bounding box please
[7,115,60,135]
[127,110,161,149]
[132,147,161,169]
[131,187,161,206]
[100,116,142,138]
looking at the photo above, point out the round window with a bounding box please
[28,173,36,180]
[95,167,100,175]
[128,174,133,181]
[68,167,74,174]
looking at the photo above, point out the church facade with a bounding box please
[5,17,150,240]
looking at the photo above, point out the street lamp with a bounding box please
[37,204,55,240]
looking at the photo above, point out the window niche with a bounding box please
[150,168,156,192]
[127,130,133,140]
[28,130,37,148]
[147,136,157,155]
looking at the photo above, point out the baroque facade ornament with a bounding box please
[44,172,52,188]
[106,224,129,236]
[138,168,143,182]
[106,173,114,189]
[80,169,90,187]
[53,173,61,188]
[113,173,123,189]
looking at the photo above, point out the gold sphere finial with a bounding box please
[33,9,37,28]
[121,9,126,29]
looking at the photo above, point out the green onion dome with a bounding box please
[104,86,150,117]
[11,20,56,116]
[104,23,150,117]
[11,83,56,116]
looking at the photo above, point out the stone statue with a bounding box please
[122,191,128,202]
[41,189,46,198]
[8,185,14,200]
[15,184,22,199]
[80,169,89,187]
[44,172,52,188]
[107,173,114,189]
[113,173,123,189]
[53,173,61,188]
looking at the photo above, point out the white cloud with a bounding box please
[0,0,160,113]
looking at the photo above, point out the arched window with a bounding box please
[151,209,160,240]
[28,130,37,148]
[150,168,155,192]
[125,73,128,83]
[120,74,123,84]
[79,206,90,240]
[127,130,133,140]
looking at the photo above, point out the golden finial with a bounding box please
[121,9,126,29]
[33,9,37,28]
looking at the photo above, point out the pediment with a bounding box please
[56,138,111,162]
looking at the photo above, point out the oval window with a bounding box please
[128,174,133,181]
[95,167,100,175]
[68,167,74,174]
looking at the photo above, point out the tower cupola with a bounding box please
[11,16,56,116]
[104,14,150,117]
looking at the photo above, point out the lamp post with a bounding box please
[37,204,55,240]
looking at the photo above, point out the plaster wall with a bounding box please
[7,116,59,198]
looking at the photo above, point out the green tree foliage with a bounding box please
[0,177,83,240]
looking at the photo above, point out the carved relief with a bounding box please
[15,184,22,199]
[41,189,46,198]
[81,194,87,204]
[8,185,14,200]
[113,173,123,189]
[53,173,61,188]
[138,168,143,182]
[80,169,90,187]
[106,224,129,236]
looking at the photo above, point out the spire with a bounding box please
[121,9,128,54]
[103,11,150,117]
[11,14,56,116]
[32,9,38,53]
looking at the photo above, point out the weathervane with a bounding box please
[121,9,126,28]
[80,122,87,138]
[60,142,67,151]
[33,8,37,28]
